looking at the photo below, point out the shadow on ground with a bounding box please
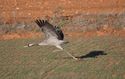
[76,50,107,59]
[57,50,107,60]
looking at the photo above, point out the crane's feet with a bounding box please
[72,57,79,60]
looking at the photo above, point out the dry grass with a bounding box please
[0,35,125,79]
[0,14,125,40]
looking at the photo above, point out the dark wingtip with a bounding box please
[35,19,48,27]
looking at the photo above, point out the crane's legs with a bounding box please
[24,42,78,60]
[56,45,78,60]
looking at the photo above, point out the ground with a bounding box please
[0,35,125,79]
[0,1,125,78]
[1,0,125,22]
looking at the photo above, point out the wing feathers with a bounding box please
[35,19,64,40]
[35,19,47,28]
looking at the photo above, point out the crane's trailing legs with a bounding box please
[56,45,78,60]
[24,43,78,60]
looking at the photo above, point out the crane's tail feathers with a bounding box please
[35,19,47,28]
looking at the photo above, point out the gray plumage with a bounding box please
[35,19,64,40]
[24,19,78,60]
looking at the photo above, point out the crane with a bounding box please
[24,19,78,60]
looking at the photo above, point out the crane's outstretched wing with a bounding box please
[35,19,64,40]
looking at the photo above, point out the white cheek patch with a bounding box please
[24,43,34,47]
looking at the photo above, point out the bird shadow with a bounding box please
[76,50,107,59]
[55,50,107,60]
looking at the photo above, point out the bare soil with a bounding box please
[0,0,125,23]
[0,28,125,40]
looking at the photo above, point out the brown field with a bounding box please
[0,0,125,23]
[0,1,125,79]
[0,28,125,40]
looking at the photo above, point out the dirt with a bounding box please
[0,32,41,40]
[0,0,125,40]
[0,28,125,40]
[0,0,125,23]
